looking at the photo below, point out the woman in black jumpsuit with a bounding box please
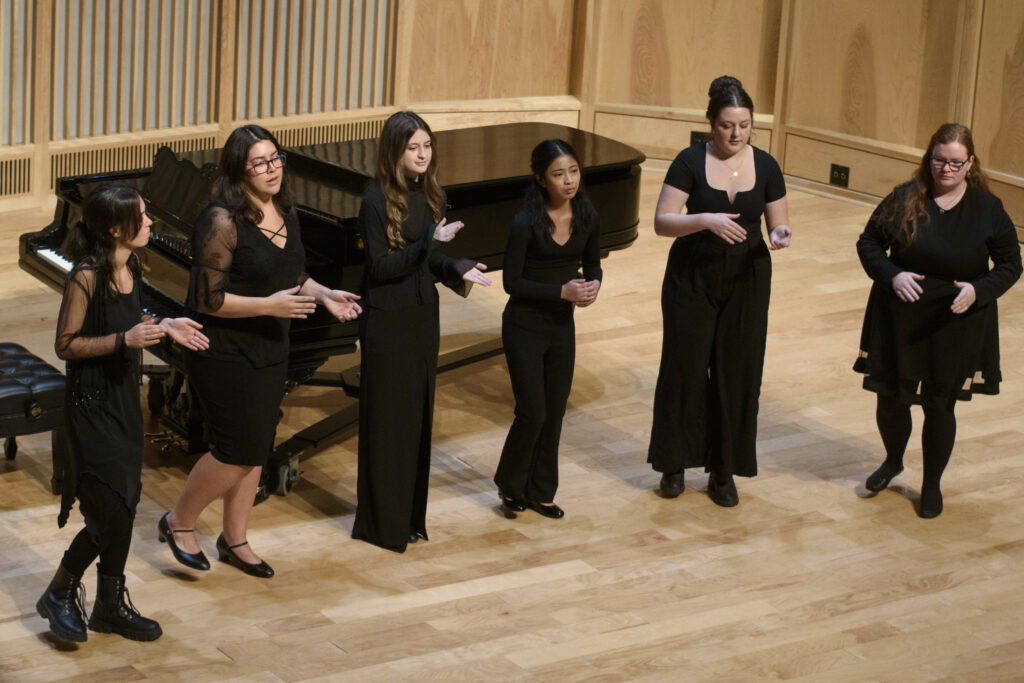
[353,111,491,553]
[648,76,792,507]
[38,183,208,643]
[854,123,1021,518]
[494,139,602,520]
[160,126,360,576]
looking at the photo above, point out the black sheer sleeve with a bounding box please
[54,265,119,360]
[192,205,238,314]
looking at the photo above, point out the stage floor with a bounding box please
[2,167,1023,681]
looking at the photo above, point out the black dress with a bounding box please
[352,180,475,553]
[57,258,145,527]
[185,204,307,466]
[493,210,602,503]
[648,143,786,478]
[854,184,1021,401]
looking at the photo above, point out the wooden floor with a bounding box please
[2,167,1023,682]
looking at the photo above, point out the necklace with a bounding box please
[934,183,967,214]
[710,142,747,177]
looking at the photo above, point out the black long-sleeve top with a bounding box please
[502,209,602,314]
[358,180,474,309]
[857,184,1021,308]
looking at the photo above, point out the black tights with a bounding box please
[876,392,957,493]
[61,474,136,578]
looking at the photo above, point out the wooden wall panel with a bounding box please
[972,0,1024,180]
[397,0,575,104]
[785,0,967,150]
[591,0,782,114]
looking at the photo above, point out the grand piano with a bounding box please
[20,122,644,498]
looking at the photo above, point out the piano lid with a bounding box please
[286,122,647,191]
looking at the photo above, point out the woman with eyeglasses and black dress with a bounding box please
[854,123,1021,518]
[159,125,361,576]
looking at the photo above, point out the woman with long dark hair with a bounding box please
[38,182,207,643]
[854,123,1021,518]
[494,139,601,520]
[352,110,491,553]
[159,125,360,576]
[648,75,791,507]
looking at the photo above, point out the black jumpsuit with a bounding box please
[648,144,786,479]
[494,210,602,503]
[352,180,475,553]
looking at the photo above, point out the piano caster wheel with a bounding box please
[4,437,15,461]
[274,463,299,496]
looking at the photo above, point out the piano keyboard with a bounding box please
[37,248,73,273]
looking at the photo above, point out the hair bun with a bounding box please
[708,75,743,98]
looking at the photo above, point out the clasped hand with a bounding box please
[561,279,600,307]
[705,213,747,245]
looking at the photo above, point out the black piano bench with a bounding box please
[0,343,68,494]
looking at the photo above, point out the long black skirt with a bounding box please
[352,300,439,553]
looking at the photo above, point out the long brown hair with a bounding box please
[886,123,989,244]
[375,111,444,250]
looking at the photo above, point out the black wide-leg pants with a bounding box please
[648,238,772,478]
[494,304,575,503]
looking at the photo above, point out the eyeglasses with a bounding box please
[248,153,286,175]
[929,156,968,172]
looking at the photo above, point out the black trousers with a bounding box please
[62,474,136,578]
[494,304,575,503]
[649,239,772,477]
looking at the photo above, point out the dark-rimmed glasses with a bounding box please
[930,156,968,172]
[249,153,286,175]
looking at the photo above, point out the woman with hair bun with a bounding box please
[854,122,1020,518]
[494,139,602,520]
[352,111,491,553]
[37,182,207,643]
[648,75,791,507]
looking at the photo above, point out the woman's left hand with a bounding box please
[462,263,492,286]
[769,225,791,250]
[322,290,362,321]
[162,317,210,350]
[951,281,976,314]
[574,280,601,308]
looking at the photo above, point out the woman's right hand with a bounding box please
[124,321,165,349]
[266,286,317,318]
[891,271,925,302]
[704,213,746,244]
[561,279,599,304]
[433,217,464,243]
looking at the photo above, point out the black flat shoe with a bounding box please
[216,535,274,578]
[499,491,527,518]
[527,501,565,519]
[707,476,739,508]
[865,464,904,492]
[918,489,943,519]
[659,471,685,498]
[408,532,419,544]
[158,513,210,571]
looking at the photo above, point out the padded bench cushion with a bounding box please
[0,342,66,436]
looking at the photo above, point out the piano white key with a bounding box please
[37,248,73,273]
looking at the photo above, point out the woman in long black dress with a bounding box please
[352,111,491,553]
[38,182,208,643]
[494,139,601,520]
[854,123,1021,518]
[160,126,360,576]
[648,76,792,507]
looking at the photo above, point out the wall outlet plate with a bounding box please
[830,163,850,187]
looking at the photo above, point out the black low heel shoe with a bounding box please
[659,471,685,498]
[918,488,943,519]
[158,513,210,571]
[216,535,274,578]
[527,501,565,519]
[499,491,527,518]
[707,476,739,508]
[865,464,904,492]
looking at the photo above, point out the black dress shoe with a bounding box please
[216,535,274,578]
[918,488,943,519]
[499,491,527,518]
[158,513,210,571]
[707,475,739,508]
[527,501,565,519]
[408,532,419,544]
[865,463,904,492]
[659,471,685,498]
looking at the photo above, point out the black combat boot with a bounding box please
[35,563,88,642]
[88,573,162,641]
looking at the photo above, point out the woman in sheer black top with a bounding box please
[159,126,360,577]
